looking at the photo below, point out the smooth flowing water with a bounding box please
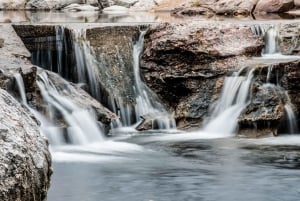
[48,133,300,201]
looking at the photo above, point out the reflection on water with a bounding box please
[48,134,300,201]
[1,11,300,23]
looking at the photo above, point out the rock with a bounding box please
[113,0,138,8]
[130,0,162,11]
[295,0,300,7]
[102,5,129,13]
[0,88,51,201]
[0,38,4,48]
[141,22,264,128]
[213,0,258,15]
[238,58,300,135]
[25,0,83,10]
[255,0,295,13]
[63,3,99,11]
[0,0,26,10]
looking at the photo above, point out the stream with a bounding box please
[48,133,300,201]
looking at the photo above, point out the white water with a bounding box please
[133,31,176,130]
[37,71,104,145]
[204,69,254,135]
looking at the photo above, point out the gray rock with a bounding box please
[0,88,51,201]
[26,0,83,10]
[0,0,26,10]
[113,0,138,8]
[63,3,99,11]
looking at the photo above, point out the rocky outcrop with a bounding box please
[0,0,26,10]
[254,0,295,13]
[141,22,264,129]
[172,0,296,17]
[26,0,83,10]
[0,89,51,201]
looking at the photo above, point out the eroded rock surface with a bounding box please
[0,89,51,201]
[255,0,295,13]
[141,22,264,128]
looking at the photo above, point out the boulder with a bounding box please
[0,88,51,201]
[213,0,258,15]
[255,0,295,13]
[0,0,26,10]
[130,0,163,11]
[113,0,138,8]
[63,3,99,11]
[141,22,264,128]
[25,0,83,10]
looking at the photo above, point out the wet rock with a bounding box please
[238,59,300,135]
[40,70,118,126]
[0,88,51,201]
[254,0,295,13]
[0,0,26,10]
[141,22,264,128]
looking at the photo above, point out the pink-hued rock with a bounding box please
[295,0,300,7]
[213,0,259,15]
[255,0,295,13]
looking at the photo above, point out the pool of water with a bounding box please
[48,132,300,201]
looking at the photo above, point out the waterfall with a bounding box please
[132,31,176,130]
[263,26,278,55]
[14,73,28,106]
[37,71,104,145]
[284,104,299,134]
[204,68,254,134]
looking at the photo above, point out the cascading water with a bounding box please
[37,71,104,145]
[204,68,254,135]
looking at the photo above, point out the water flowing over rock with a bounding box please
[141,22,264,129]
[0,89,51,201]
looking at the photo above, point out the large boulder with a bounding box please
[141,22,264,128]
[0,88,51,201]
[213,0,258,15]
[26,0,83,10]
[0,0,26,10]
[254,0,295,13]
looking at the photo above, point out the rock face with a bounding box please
[173,0,296,17]
[0,88,51,201]
[26,0,83,10]
[141,22,264,128]
[0,0,26,10]
[255,0,295,13]
[213,0,258,15]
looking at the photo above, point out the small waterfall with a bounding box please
[14,73,28,106]
[37,71,104,145]
[284,104,299,134]
[132,32,176,130]
[263,26,278,55]
[205,68,254,134]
